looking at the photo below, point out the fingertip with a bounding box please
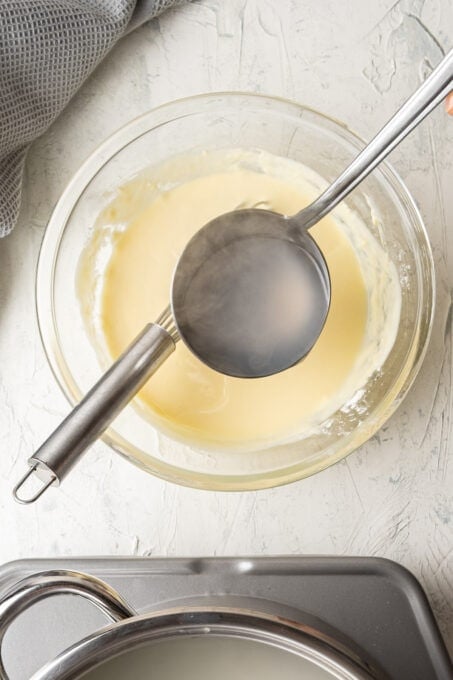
[446,92,453,116]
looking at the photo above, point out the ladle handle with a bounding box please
[298,49,453,226]
[13,323,175,504]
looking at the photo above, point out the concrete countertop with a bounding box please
[0,0,452,660]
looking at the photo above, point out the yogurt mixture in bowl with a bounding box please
[78,148,401,452]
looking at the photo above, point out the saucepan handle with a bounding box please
[0,570,136,680]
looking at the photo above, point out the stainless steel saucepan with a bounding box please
[0,570,382,679]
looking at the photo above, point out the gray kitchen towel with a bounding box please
[0,0,187,237]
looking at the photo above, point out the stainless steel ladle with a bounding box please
[13,49,452,503]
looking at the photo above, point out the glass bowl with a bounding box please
[36,92,435,491]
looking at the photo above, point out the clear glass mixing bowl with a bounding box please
[36,93,435,491]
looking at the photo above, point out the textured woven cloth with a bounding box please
[0,0,186,237]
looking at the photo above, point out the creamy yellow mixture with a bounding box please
[78,149,400,450]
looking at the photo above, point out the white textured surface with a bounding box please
[0,0,452,659]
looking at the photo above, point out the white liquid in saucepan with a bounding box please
[80,636,342,679]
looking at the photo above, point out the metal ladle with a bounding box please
[14,49,452,503]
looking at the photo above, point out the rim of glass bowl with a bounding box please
[36,91,435,491]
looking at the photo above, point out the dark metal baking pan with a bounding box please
[0,556,451,679]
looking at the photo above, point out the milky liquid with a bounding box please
[177,235,329,377]
[80,635,339,680]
